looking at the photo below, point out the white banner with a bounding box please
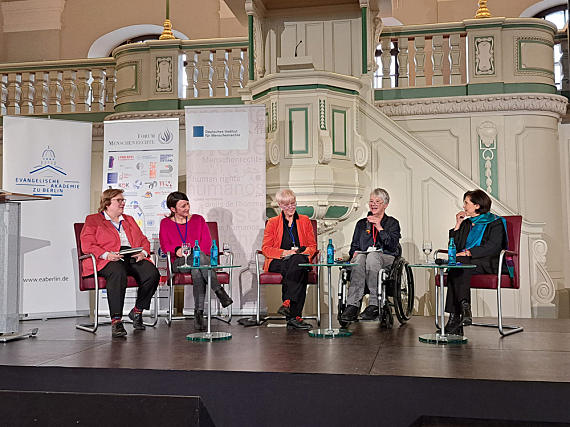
[2,116,92,317]
[185,105,266,314]
[103,118,179,313]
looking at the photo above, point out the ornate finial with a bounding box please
[475,0,492,19]
[159,0,176,40]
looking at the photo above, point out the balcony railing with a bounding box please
[374,22,468,89]
[0,58,117,115]
[373,18,559,99]
[0,37,249,117]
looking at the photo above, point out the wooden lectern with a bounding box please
[0,192,50,341]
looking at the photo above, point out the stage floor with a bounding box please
[1,314,570,383]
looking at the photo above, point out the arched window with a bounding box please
[534,4,568,91]
[110,34,161,56]
[535,4,568,29]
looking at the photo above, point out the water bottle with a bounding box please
[192,240,201,267]
[448,238,457,266]
[210,240,218,267]
[327,239,334,264]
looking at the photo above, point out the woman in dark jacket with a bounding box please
[341,188,402,322]
[445,189,510,334]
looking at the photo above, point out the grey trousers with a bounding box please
[173,251,222,310]
[347,252,395,307]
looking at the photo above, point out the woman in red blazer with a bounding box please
[80,189,159,338]
[261,189,317,329]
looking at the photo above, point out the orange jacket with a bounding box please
[80,213,152,276]
[261,214,317,271]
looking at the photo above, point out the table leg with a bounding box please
[419,266,467,344]
[327,266,334,333]
[309,265,352,338]
[207,269,212,334]
[440,270,445,335]
[187,268,232,342]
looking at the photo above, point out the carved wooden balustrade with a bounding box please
[0,37,249,116]
[0,58,117,115]
[376,23,467,89]
[374,18,559,98]
[180,38,249,99]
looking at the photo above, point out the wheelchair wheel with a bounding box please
[394,260,414,324]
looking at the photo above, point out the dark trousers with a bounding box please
[445,255,509,314]
[268,254,309,319]
[172,252,222,310]
[97,259,160,317]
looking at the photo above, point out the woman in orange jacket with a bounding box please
[261,189,317,329]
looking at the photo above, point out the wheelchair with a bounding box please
[337,256,414,329]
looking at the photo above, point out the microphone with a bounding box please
[366,220,372,235]
[295,40,303,57]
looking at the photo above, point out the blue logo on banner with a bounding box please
[30,147,66,176]
[107,173,118,184]
[14,146,80,197]
[193,126,204,137]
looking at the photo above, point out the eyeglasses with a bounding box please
[280,203,297,210]
[369,200,384,206]
[112,198,126,204]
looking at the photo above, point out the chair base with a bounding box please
[259,314,320,326]
[0,328,39,343]
[472,321,524,336]
[76,312,158,333]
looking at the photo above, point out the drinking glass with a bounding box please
[222,243,231,257]
[422,240,433,262]
[181,244,190,268]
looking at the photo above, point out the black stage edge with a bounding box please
[0,365,569,427]
[0,390,215,427]
[411,417,570,427]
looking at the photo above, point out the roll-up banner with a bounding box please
[185,105,266,314]
[2,116,92,318]
[103,118,180,314]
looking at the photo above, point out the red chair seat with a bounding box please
[435,273,514,290]
[259,271,318,285]
[470,274,514,290]
[80,275,139,291]
[173,271,230,286]
[259,272,285,285]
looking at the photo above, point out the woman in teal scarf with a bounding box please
[445,189,509,334]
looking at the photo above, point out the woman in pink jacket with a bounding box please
[159,191,232,331]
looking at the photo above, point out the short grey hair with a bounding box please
[275,189,296,205]
[370,188,390,205]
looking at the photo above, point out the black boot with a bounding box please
[128,308,146,330]
[444,313,462,335]
[340,305,359,322]
[194,310,206,331]
[460,300,472,326]
[215,287,233,308]
[359,305,379,320]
